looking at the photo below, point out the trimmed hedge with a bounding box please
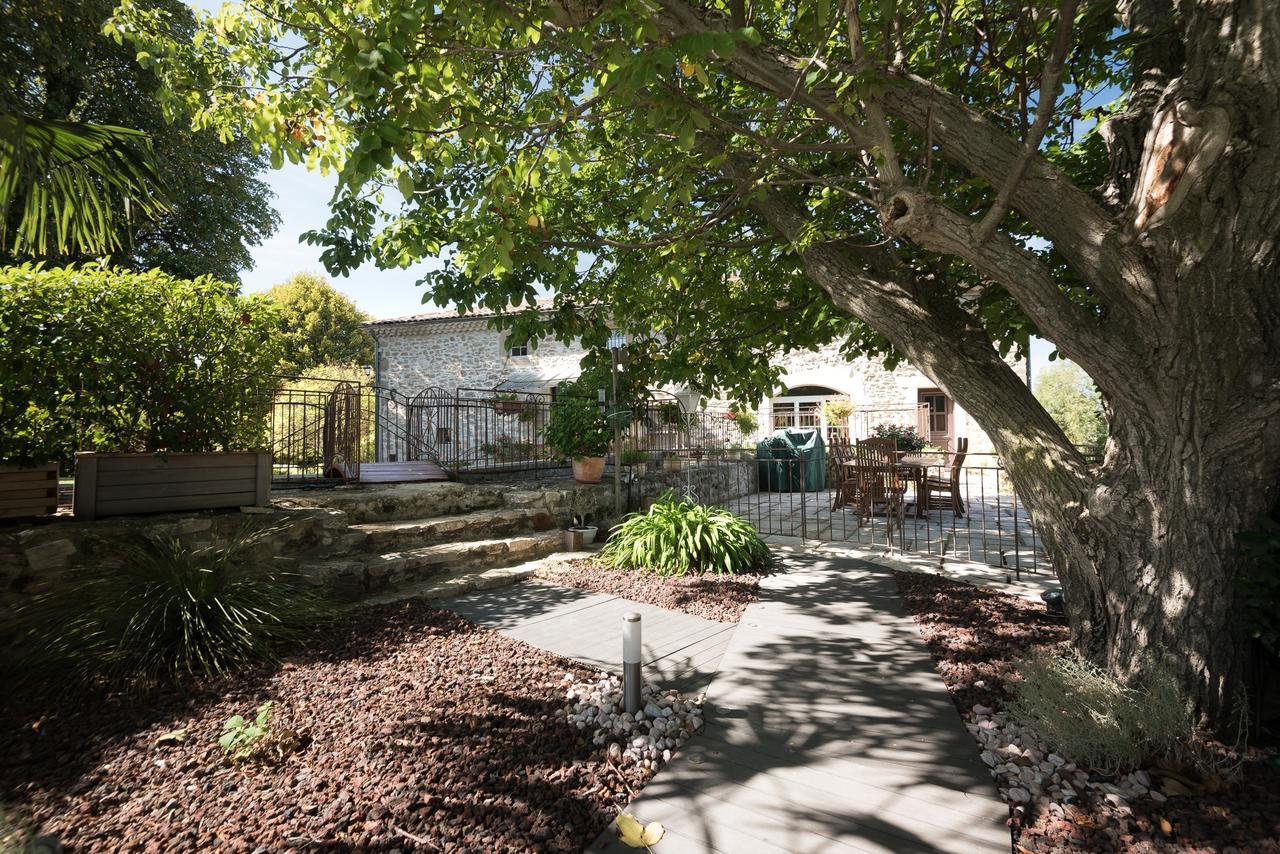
[0,263,282,465]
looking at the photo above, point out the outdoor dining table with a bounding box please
[840,455,934,517]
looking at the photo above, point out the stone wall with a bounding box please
[369,315,1023,459]
[372,318,585,395]
[626,460,759,512]
[0,481,615,638]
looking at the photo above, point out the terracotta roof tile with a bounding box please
[364,296,558,327]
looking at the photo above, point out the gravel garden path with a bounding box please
[440,580,737,696]
[591,550,1011,854]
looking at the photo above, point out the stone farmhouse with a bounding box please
[365,300,1016,454]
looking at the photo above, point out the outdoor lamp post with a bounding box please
[622,612,642,714]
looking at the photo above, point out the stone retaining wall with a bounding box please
[627,460,759,511]
[0,481,614,639]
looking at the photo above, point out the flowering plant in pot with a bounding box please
[820,396,855,428]
[545,394,611,482]
[869,423,927,454]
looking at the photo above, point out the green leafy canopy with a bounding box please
[0,263,283,465]
[2,0,278,280]
[266,272,375,375]
[110,0,1125,398]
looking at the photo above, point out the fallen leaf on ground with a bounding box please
[155,729,187,746]
[616,813,665,848]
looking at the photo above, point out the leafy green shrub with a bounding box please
[18,526,331,685]
[602,491,772,576]
[726,408,758,436]
[1010,651,1192,773]
[620,447,648,466]
[1034,362,1108,456]
[869,423,926,452]
[221,701,273,761]
[545,394,611,459]
[0,263,282,466]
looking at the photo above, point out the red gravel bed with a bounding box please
[534,558,762,622]
[894,570,1280,853]
[0,601,652,852]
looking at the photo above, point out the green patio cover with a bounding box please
[756,428,826,492]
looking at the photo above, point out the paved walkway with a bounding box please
[440,580,735,695]
[591,552,1011,854]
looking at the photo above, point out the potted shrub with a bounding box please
[566,515,599,547]
[620,447,648,476]
[820,396,855,430]
[545,395,611,483]
[870,423,928,455]
[726,408,758,438]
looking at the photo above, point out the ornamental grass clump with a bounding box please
[1009,651,1193,773]
[18,525,333,686]
[601,491,771,576]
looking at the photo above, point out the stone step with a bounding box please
[281,481,507,523]
[349,507,555,551]
[358,554,561,607]
[363,531,564,591]
[306,531,566,595]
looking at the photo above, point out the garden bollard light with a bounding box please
[623,612,642,714]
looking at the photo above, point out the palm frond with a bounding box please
[0,112,168,257]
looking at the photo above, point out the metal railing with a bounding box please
[262,377,1050,576]
[266,378,442,483]
[429,388,750,477]
[631,448,1047,576]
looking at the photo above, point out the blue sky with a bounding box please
[236,162,444,319]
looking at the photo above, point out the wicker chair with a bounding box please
[922,437,968,517]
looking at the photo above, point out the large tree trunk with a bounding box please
[674,0,1280,732]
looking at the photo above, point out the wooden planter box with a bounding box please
[0,463,59,519]
[74,452,271,521]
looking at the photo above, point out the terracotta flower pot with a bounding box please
[572,456,606,483]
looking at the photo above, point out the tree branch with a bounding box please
[717,157,1092,513]
[972,0,1078,244]
[649,0,1155,318]
[880,187,1133,397]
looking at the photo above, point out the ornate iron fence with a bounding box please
[266,378,443,483]
[629,449,1048,577]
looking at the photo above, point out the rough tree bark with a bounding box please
[663,0,1280,731]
